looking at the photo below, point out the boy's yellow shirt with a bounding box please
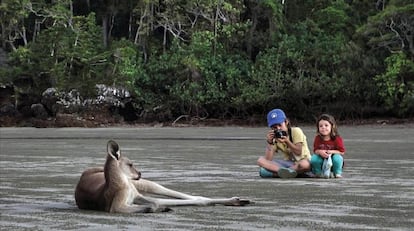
[273,127,311,161]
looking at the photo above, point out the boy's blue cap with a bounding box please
[267,109,286,127]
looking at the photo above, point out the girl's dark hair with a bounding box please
[316,114,339,139]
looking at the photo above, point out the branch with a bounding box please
[172,115,190,126]
[388,18,405,50]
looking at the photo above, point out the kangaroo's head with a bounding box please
[105,140,141,182]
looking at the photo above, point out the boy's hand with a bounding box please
[266,130,275,144]
[275,136,288,143]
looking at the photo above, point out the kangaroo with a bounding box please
[75,140,250,213]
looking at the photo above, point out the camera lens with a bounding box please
[274,130,286,138]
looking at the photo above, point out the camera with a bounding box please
[274,130,287,139]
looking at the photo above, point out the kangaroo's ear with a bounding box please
[107,140,120,160]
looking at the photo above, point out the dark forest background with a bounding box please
[1,0,413,126]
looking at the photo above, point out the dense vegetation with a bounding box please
[1,0,413,124]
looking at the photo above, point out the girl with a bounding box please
[311,114,345,178]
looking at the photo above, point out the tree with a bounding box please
[359,1,414,57]
[243,0,285,59]
[0,0,31,50]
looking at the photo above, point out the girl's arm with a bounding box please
[331,136,345,155]
[313,135,319,153]
[326,149,344,155]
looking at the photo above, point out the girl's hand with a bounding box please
[319,150,330,158]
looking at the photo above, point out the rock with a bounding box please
[0,84,16,116]
[41,88,59,115]
[0,103,17,116]
[31,103,48,119]
[94,84,131,107]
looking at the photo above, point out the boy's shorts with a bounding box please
[273,159,313,178]
[273,159,294,168]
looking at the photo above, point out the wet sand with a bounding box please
[1,125,413,230]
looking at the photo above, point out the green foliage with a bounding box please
[2,0,414,123]
[166,32,253,118]
[246,47,287,106]
[313,1,351,35]
[7,12,106,96]
[110,39,143,87]
[375,52,414,115]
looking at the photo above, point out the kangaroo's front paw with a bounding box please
[158,206,173,212]
[152,205,173,213]
[225,197,251,206]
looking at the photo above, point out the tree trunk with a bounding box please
[102,14,109,48]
